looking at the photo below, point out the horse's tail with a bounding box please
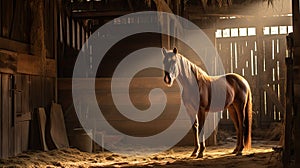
[244,89,252,150]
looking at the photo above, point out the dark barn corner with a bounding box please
[0,0,299,167]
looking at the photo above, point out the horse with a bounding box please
[162,47,252,158]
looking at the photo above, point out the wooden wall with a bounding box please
[58,77,199,147]
[0,0,57,158]
[215,16,292,129]
[57,12,199,147]
[0,74,55,158]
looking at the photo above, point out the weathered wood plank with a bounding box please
[292,0,300,166]
[0,50,56,77]
[15,123,22,155]
[0,51,17,74]
[59,77,179,91]
[0,74,2,157]
[0,0,2,36]
[37,107,48,151]
[1,74,10,158]
[72,11,131,19]
[0,37,30,54]
[1,0,13,38]
[21,121,30,152]
[16,112,31,122]
[21,75,30,115]
[262,85,285,114]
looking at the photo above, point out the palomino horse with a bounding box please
[162,47,252,158]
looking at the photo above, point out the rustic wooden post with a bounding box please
[28,0,46,150]
[283,33,293,167]
[292,0,300,167]
[28,0,57,150]
[256,22,264,128]
[53,0,58,102]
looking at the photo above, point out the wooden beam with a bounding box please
[186,3,291,17]
[215,16,292,28]
[0,37,31,54]
[0,51,17,74]
[71,10,131,19]
[0,50,56,77]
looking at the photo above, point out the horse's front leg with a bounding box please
[191,119,200,157]
[197,112,206,158]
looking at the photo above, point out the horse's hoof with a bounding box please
[232,149,238,154]
[190,153,197,157]
[200,147,206,153]
[197,153,204,158]
[235,151,242,156]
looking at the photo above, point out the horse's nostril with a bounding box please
[164,75,169,83]
[164,71,172,85]
[164,74,172,85]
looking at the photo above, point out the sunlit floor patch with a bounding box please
[0,140,282,168]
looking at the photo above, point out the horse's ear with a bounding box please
[173,47,178,54]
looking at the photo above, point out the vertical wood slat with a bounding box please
[21,121,30,151]
[0,0,2,37]
[15,122,22,155]
[54,0,58,102]
[8,0,30,43]
[1,0,13,38]
[69,17,73,48]
[44,0,50,56]
[50,0,54,59]
[10,75,15,156]
[256,25,264,128]
[292,0,300,167]
[45,0,55,59]
[263,37,273,123]
[74,20,78,50]
[0,74,2,157]
[79,23,83,49]
[1,74,10,158]
[28,76,43,150]
[10,0,21,42]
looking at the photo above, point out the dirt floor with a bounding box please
[0,139,283,168]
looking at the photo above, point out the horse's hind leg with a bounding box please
[197,111,206,158]
[233,102,246,155]
[228,105,240,154]
[191,116,200,157]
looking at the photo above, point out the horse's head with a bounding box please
[162,47,179,87]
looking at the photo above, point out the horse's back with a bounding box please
[225,73,251,92]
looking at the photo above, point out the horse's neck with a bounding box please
[176,56,199,92]
[177,55,208,86]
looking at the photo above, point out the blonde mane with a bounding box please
[178,54,210,83]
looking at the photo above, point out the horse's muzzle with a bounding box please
[164,71,172,85]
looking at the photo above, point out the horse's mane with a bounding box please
[178,54,209,82]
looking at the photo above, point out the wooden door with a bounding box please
[14,74,31,154]
[0,74,31,158]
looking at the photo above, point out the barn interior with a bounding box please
[0,0,299,167]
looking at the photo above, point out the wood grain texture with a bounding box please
[0,50,56,77]
[50,103,69,149]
